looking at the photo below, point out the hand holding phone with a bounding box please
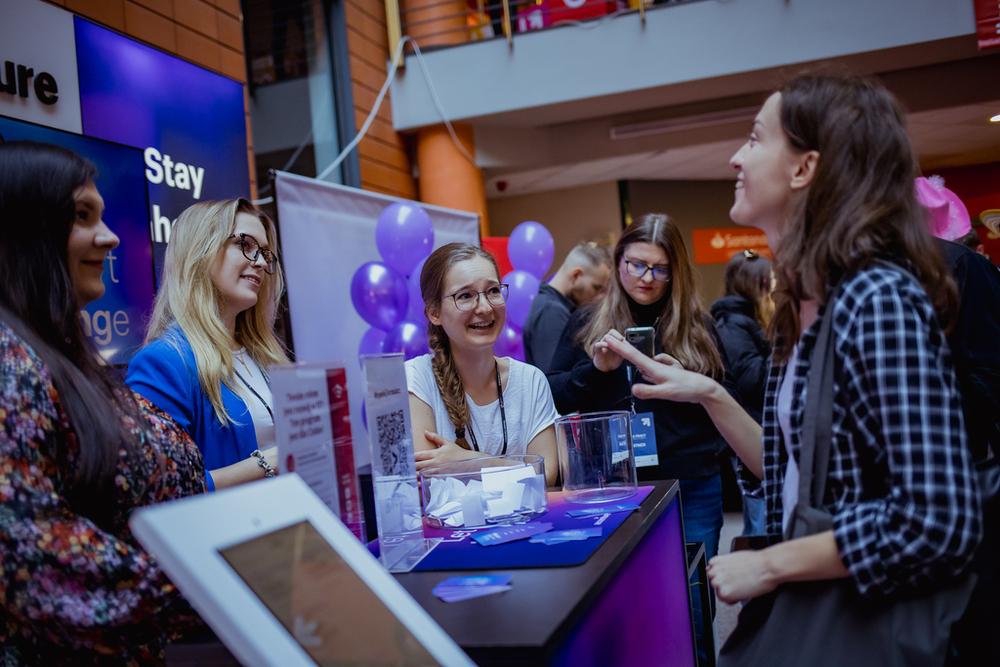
[623,327,655,364]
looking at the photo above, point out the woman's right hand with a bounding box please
[604,334,716,404]
[414,430,484,471]
[593,329,626,372]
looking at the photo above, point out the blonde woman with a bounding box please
[547,213,739,559]
[127,199,289,490]
[406,243,559,485]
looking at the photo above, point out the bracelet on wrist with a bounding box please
[251,449,276,478]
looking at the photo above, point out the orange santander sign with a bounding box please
[691,227,773,265]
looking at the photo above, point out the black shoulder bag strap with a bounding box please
[785,277,843,540]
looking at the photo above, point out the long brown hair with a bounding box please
[421,243,502,449]
[769,74,957,360]
[577,213,724,378]
[723,250,773,328]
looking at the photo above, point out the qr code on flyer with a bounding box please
[376,409,410,476]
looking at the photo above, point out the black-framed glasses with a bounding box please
[442,284,509,311]
[228,233,277,275]
[623,259,671,282]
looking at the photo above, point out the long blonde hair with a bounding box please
[577,213,723,378]
[145,198,288,424]
[421,243,502,450]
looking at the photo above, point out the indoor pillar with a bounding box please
[416,122,489,237]
[401,0,489,236]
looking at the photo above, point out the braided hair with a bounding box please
[420,243,502,448]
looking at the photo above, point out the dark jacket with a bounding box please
[710,295,770,424]
[936,239,1000,461]
[523,282,575,373]
[547,300,740,481]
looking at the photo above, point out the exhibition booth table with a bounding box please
[394,480,695,667]
[165,480,695,667]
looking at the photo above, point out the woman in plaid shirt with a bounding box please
[606,75,983,609]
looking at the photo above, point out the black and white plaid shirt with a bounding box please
[740,264,983,599]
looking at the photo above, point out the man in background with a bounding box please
[523,241,611,372]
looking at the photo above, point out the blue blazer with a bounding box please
[126,330,257,491]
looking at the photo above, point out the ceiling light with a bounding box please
[610,106,759,141]
[991,113,1000,122]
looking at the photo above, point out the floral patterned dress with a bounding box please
[0,321,208,665]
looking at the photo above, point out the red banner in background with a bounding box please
[482,236,514,277]
[975,0,1000,50]
[691,227,772,265]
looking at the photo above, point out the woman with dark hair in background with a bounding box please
[606,74,982,665]
[711,249,773,535]
[406,242,559,485]
[0,140,205,665]
[711,250,772,424]
[548,213,740,560]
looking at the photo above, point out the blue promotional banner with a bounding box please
[0,116,154,365]
[74,17,250,284]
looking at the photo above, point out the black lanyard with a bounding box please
[467,360,507,456]
[234,368,275,423]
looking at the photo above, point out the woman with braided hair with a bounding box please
[405,243,559,484]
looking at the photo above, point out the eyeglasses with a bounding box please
[228,233,277,275]
[623,259,671,282]
[442,284,509,311]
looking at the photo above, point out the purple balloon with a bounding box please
[502,269,541,329]
[406,255,430,324]
[383,321,429,361]
[357,326,386,367]
[508,221,554,279]
[350,262,409,331]
[494,322,524,362]
[376,202,435,276]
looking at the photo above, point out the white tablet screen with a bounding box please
[219,520,440,667]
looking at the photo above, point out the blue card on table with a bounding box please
[471,522,553,547]
[529,527,602,544]
[566,503,639,518]
[433,575,513,603]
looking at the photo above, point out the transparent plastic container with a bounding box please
[555,411,638,503]
[419,454,547,529]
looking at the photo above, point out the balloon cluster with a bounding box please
[494,221,554,362]
[350,202,435,364]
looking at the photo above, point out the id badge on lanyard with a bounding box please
[627,367,658,467]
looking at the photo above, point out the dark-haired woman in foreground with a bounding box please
[0,141,205,665]
[606,75,981,664]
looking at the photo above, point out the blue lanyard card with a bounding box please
[609,415,631,465]
[630,412,658,467]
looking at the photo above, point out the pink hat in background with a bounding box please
[915,175,972,241]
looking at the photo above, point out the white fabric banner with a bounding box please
[273,171,480,468]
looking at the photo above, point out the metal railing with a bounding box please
[386,0,701,63]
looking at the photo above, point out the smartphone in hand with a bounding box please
[623,326,655,365]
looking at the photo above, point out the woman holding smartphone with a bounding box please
[547,213,739,560]
[605,74,981,664]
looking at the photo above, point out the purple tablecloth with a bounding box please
[408,486,654,571]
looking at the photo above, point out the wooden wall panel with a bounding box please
[343,0,417,199]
